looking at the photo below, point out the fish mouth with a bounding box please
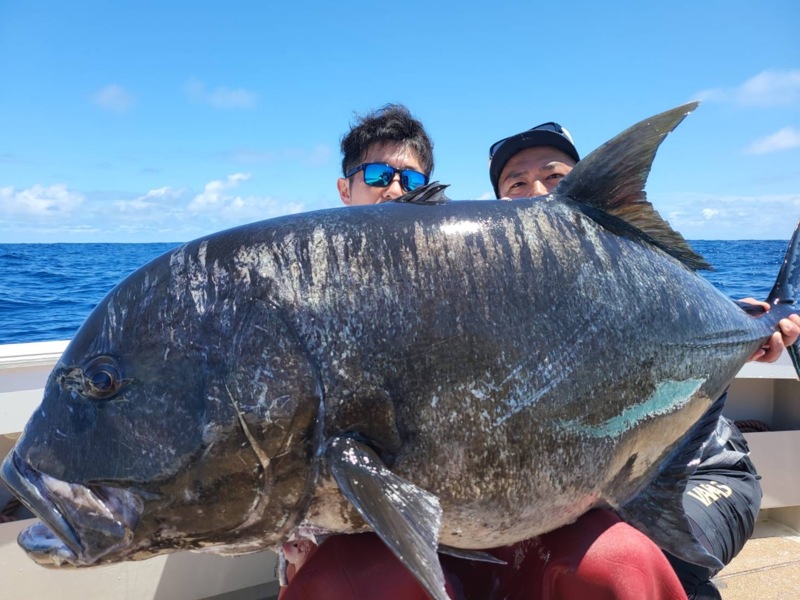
[1,450,143,567]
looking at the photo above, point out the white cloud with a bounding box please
[744,127,800,154]
[737,70,800,106]
[90,84,136,112]
[189,174,313,228]
[0,176,310,242]
[113,186,185,213]
[185,78,258,109]
[662,192,800,239]
[186,173,305,223]
[188,173,251,211]
[143,186,183,199]
[695,69,800,107]
[113,198,157,212]
[0,184,85,216]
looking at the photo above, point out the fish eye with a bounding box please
[82,356,126,400]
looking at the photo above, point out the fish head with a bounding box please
[1,241,322,566]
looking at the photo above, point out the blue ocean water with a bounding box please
[0,243,178,345]
[0,240,790,345]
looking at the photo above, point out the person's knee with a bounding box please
[548,521,687,600]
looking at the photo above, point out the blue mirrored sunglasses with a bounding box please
[489,122,566,159]
[345,163,428,192]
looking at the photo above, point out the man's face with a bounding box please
[498,146,576,199]
[338,142,425,206]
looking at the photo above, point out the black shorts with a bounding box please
[665,454,761,599]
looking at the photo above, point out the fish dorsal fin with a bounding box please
[394,181,451,205]
[556,102,711,271]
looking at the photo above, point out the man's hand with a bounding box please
[279,539,318,597]
[740,298,800,362]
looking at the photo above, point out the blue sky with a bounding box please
[0,1,798,243]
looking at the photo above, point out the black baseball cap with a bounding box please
[488,122,580,198]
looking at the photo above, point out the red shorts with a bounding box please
[279,509,687,600]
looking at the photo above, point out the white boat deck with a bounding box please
[716,518,800,599]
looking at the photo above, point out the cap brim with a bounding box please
[489,130,580,197]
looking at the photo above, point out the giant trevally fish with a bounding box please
[3,103,799,600]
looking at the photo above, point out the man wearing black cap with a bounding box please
[489,122,580,200]
[486,120,800,600]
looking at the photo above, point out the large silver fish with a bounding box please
[3,103,799,600]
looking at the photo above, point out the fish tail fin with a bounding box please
[557,102,712,271]
[766,219,800,379]
[616,392,727,571]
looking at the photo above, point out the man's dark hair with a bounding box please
[340,104,434,177]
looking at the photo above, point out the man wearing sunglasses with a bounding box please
[487,120,800,600]
[280,103,452,599]
[336,103,434,206]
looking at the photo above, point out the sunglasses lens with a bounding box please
[361,164,426,191]
[363,164,394,187]
[402,170,427,191]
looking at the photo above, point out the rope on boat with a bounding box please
[734,419,772,433]
[1,497,21,523]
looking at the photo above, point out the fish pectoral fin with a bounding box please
[438,545,507,565]
[616,392,727,570]
[325,436,448,600]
